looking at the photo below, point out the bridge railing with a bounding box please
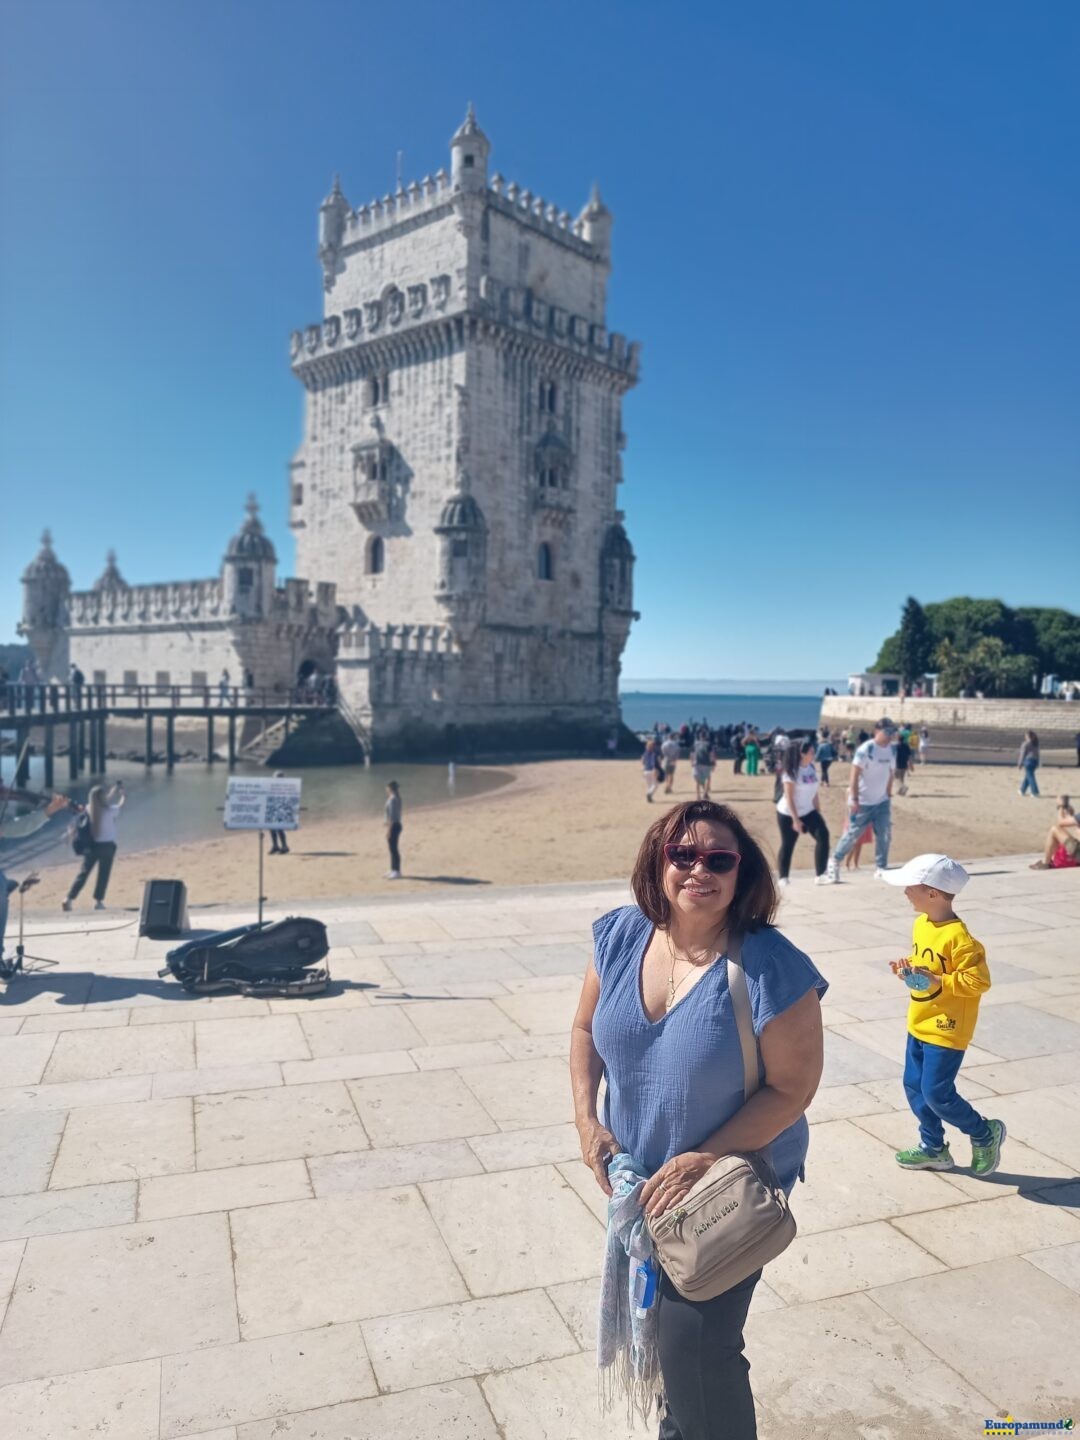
[0,681,337,718]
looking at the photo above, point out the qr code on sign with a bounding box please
[265,795,298,827]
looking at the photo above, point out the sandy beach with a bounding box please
[18,754,1076,913]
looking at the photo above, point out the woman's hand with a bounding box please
[640,1151,717,1220]
[577,1118,620,1195]
[792,818,804,834]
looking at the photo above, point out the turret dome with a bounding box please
[93,550,128,592]
[226,496,277,563]
[437,491,487,531]
[21,530,70,586]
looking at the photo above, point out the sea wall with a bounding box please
[820,696,1080,758]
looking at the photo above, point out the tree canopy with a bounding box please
[870,598,1080,697]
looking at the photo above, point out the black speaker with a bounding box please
[140,879,189,939]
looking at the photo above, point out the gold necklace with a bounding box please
[664,927,727,1010]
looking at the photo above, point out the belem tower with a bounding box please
[20,109,640,757]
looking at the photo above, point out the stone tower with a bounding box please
[19,531,71,678]
[288,108,640,753]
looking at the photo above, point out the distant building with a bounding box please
[20,109,640,756]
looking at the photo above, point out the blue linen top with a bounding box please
[591,906,828,1193]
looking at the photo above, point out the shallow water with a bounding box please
[0,756,510,869]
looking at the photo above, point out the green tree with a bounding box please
[1015,607,1080,678]
[897,597,933,686]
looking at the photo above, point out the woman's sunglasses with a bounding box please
[663,844,741,875]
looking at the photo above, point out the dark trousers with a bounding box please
[903,1034,991,1152]
[387,823,402,872]
[820,759,831,785]
[68,841,117,903]
[776,809,830,879]
[657,1267,762,1440]
[269,830,289,852]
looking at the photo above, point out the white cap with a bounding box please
[880,854,970,894]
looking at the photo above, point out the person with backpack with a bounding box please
[691,734,715,800]
[63,781,125,911]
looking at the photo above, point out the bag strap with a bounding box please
[725,932,760,1103]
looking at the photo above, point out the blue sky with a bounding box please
[2,1,1077,681]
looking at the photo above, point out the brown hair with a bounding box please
[631,800,778,934]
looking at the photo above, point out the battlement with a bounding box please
[487,174,594,252]
[337,616,457,658]
[66,577,337,631]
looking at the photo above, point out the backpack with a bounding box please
[71,812,92,855]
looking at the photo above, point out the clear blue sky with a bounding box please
[2,1,1078,680]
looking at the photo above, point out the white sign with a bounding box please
[224,777,302,831]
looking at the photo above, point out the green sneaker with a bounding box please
[895,1143,953,1170]
[970,1120,1006,1176]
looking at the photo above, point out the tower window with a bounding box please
[452,538,469,558]
[537,543,554,582]
[292,483,304,506]
[368,536,385,575]
[463,154,475,168]
[366,374,388,407]
[238,567,254,589]
[539,381,557,414]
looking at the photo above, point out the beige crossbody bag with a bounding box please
[647,933,797,1301]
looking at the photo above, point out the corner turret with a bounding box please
[578,182,612,264]
[434,475,488,641]
[222,495,277,618]
[93,550,128,593]
[319,174,351,290]
[450,103,490,193]
[19,530,71,677]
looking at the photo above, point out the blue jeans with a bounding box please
[832,798,891,869]
[1020,759,1040,796]
[903,1034,991,1152]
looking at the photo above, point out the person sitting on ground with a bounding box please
[1030,796,1080,870]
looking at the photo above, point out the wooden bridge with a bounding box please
[0,682,358,787]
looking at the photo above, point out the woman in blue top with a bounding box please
[570,799,826,1440]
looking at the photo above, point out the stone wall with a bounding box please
[820,696,1080,749]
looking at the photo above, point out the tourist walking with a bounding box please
[731,731,745,775]
[1017,730,1040,797]
[691,734,714,799]
[895,728,912,795]
[661,734,680,795]
[743,730,761,776]
[919,724,931,763]
[384,780,403,879]
[218,669,231,706]
[642,739,662,802]
[883,855,1004,1176]
[570,799,826,1438]
[825,718,897,882]
[62,781,125,911]
[815,733,836,786]
[775,740,831,887]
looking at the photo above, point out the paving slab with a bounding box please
[1023,1239,1080,1294]
[0,1212,237,1383]
[298,1005,424,1057]
[891,1184,1080,1265]
[235,1378,499,1440]
[18,1008,130,1033]
[400,996,524,1046]
[458,1055,576,1130]
[43,1022,193,1083]
[230,1190,467,1338]
[194,1081,367,1169]
[0,1073,152,1113]
[493,988,581,1035]
[362,1290,578,1392]
[764,1219,945,1303]
[384,948,530,986]
[0,1032,57,1086]
[745,1290,996,1435]
[153,1062,283,1099]
[308,1139,484,1196]
[468,1121,581,1172]
[819,1030,904,1086]
[409,1039,510,1070]
[422,1167,603,1296]
[138,1158,312,1220]
[160,1322,376,1437]
[0,1236,24,1325]
[0,1179,136,1240]
[0,1357,162,1440]
[194,1016,310,1068]
[347,1068,497,1147]
[482,1350,653,1440]
[870,1255,1080,1411]
[0,1108,65,1196]
[545,1276,598,1349]
[50,1096,194,1188]
[279,1050,415,1084]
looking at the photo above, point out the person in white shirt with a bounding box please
[775,740,831,887]
[824,719,897,882]
[63,781,125,911]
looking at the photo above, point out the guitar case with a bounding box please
[160,917,330,997]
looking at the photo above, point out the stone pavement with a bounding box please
[1,857,1079,1439]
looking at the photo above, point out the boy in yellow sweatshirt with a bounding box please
[884,854,1006,1175]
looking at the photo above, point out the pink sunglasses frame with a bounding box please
[663,843,742,874]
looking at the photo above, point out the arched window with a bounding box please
[537,543,554,581]
[368,536,385,575]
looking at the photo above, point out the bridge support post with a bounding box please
[166,714,175,774]
[206,714,215,763]
[228,713,237,769]
[14,728,30,786]
[88,720,98,775]
[68,721,78,780]
[145,714,153,767]
[44,724,55,789]
[98,717,107,774]
[77,721,87,775]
